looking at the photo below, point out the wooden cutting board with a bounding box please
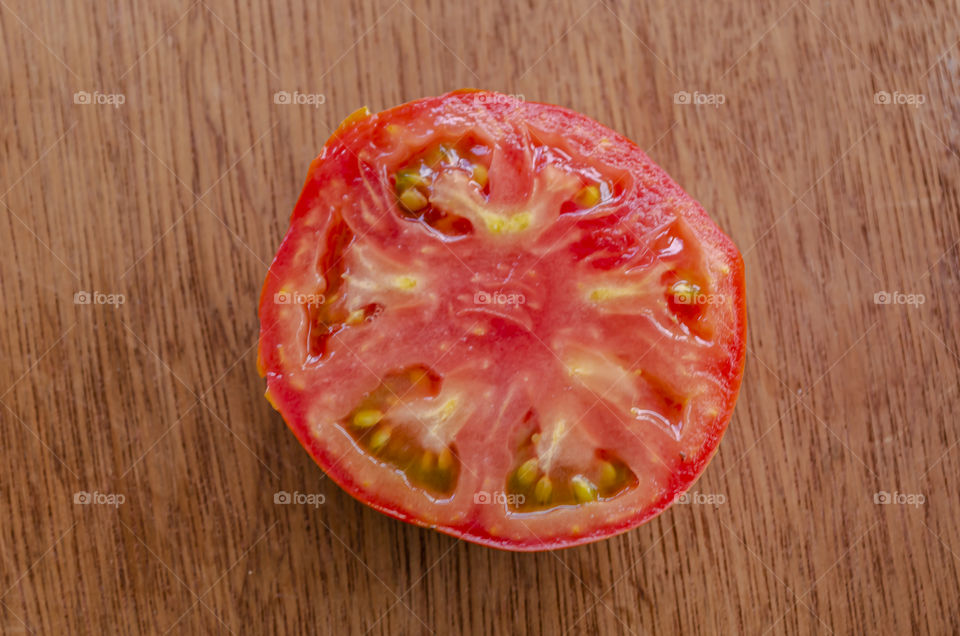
[2,0,958,633]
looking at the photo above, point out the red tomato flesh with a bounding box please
[258,90,746,550]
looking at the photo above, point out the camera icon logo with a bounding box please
[74,491,91,504]
[74,291,91,305]
[473,490,492,504]
[674,91,691,104]
[874,491,891,504]
[274,491,291,504]
[474,291,491,304]
[274,292,291,305]
[874,91,891,105]
[73,91,91,104]
[873,291,891,304]
[274,91,292,105]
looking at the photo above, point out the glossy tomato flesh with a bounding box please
[258,90,746,551]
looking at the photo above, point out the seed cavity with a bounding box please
[633,370,686,440]
[305,222,383,359]
[392,140,492,237]
[659,241,717,339]
[341,365,459,497]
[505,450,637,512]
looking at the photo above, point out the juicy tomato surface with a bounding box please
[258,90,746,551]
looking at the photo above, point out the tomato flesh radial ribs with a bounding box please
[258,91,746,551]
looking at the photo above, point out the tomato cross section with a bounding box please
[259,91,746,550]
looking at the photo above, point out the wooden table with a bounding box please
[2,1,958,633]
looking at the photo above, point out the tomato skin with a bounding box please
[259,90,746,551]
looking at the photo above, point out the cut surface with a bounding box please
[258,90,746,551]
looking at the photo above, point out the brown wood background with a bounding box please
[2,0,959,633]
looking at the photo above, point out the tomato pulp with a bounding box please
[258,90,746,550]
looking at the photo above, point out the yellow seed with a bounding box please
[369,427,392,451]
[598,461,618,489]
[573,184,601,208]
[420,451,436,472]
[352,409,383,428]
[437,448,454,471]
[534,476,553,503]
[425,145,451,166]
[571,475,598,503]
[472,164,488,187]
[515,458,539,488]
[395,168,426,191]
[399,187,428,212]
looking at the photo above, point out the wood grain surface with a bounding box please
[2,0,959,633]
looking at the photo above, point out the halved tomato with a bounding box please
[258,90,746,551]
